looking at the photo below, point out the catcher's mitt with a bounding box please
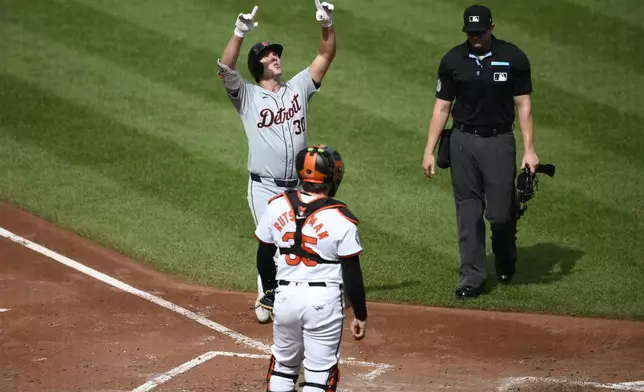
[515,163,555,219]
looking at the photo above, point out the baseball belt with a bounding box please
[453,122,513,137]
[250,173,298,188]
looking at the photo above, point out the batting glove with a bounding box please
[315,0,334,28]
[234,6,259,38]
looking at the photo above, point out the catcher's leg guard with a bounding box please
[301,364,340,391]
[266,354,299,392]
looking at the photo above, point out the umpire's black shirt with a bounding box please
[436,35,532,128]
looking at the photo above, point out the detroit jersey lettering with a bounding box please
[255,191,362,284]
[227,68,320,181]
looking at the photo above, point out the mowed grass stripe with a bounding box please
[50,0,644,213]
[0,129,257,290]
[70,0,432,127]
[0,34,461,305]
[0,72,461,304]
[0,72,251,231]
[1,56,616,315]
[70,0,256,52]
[2,3,640,258]
[0,20,457,249]
[211,0,644,165]
[11,0,642,170]
[1,0,643,318]
[453,0,644,74]
[334,0,644,118]
[0,22,247,166]
[564,0,644,28]
[1,0,219,103]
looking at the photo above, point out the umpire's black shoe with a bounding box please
[455,282,485,299]
[496,269,514,284]
[495,262,516,284]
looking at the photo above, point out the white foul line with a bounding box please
[0,308,10,312]
[0,227,392,380]
[499,377,644,391]
[131,351,268,392]
[0,227,268,352]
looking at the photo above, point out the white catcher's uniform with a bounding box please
[255,190,363,391]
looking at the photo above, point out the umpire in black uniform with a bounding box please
[422,4,540,299]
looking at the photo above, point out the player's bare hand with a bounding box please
[423,152,436,178]
[521,151,539,174]
[234,5,259,38]
[315,0,334,27]
[351,318,366,341]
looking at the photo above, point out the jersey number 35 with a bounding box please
[282,232,318,267]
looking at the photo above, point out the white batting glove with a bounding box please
[234,5,259,38]
[315,0,334,28]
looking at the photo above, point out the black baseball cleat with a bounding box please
[455,282,485,299]
[495,265,515,284]
[496,269,514,283]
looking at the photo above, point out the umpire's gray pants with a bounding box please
[449,129,518,287]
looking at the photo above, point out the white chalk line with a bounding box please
[499,376,644,391]
[0,308,10,312]
[131,351,268,392]
[0,227,392,382]
[131,350,372,391]
[0,227,269,353]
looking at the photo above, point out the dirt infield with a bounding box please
[1,202,643,392]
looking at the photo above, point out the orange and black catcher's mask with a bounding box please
[295,144,344,197]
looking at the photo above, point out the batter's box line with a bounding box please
[498,376,644,391]
[132,351,390,392]
[0,228,393,385]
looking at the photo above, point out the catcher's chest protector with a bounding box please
[280,190,357,265]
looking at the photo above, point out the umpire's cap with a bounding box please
[296,145,345,197]
[462,4,493,33]
[247,41,283,83]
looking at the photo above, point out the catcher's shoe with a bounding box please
[254,296,273,324]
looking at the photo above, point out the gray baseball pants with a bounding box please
[448,128,518,288]
[247,174,300,297]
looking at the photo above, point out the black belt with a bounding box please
[277,280,340,288]
[453,122,513,137]
[250,173,298,188]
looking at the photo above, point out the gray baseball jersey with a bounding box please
[219,60,320,181]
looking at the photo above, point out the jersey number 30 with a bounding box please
[293,117,306,135]
[282,232,318,266]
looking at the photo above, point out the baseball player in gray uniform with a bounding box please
[217,0,337,323]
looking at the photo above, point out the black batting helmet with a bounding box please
[296,145,345,197]
[247,41,283,83]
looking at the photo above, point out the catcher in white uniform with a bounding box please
[217,1,337,324]
[255,144,368,391]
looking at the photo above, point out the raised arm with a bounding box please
[310,1,336,84]
[217,6,260,111]
[219,6,259,69]
[220,35,244,70]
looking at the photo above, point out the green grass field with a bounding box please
[1,0,643,320]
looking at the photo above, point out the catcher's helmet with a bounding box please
[247,41,283,83]
[296,145,344,197]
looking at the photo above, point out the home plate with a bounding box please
[498,377,644,391]
[0,308,10,312]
